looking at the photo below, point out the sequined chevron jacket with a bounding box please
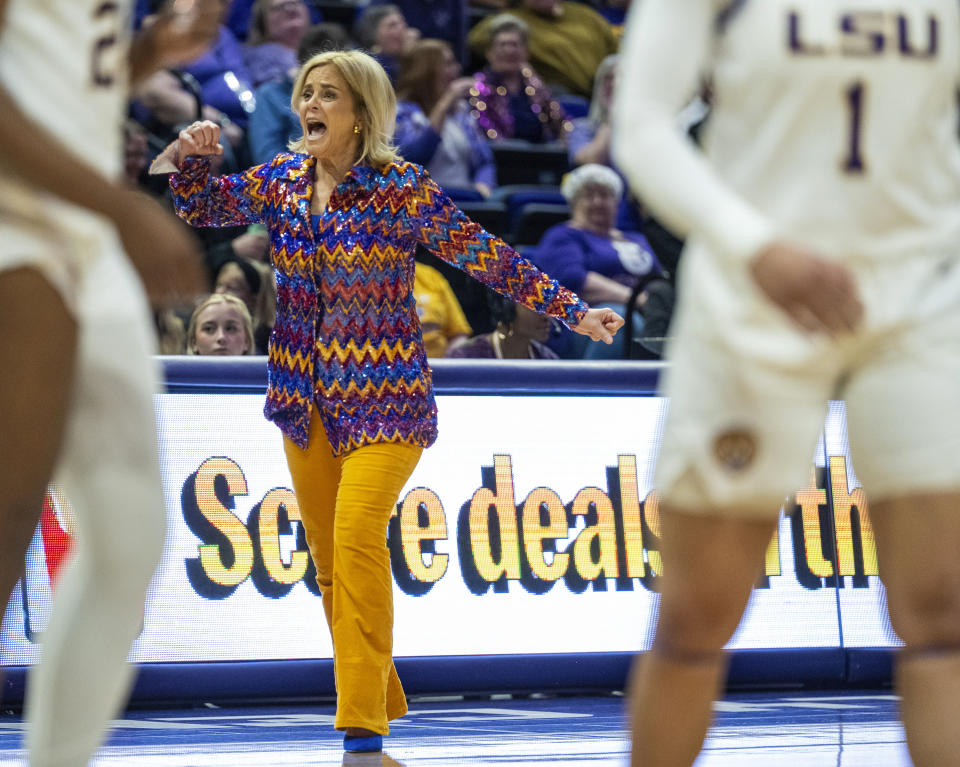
[170,153,588,454]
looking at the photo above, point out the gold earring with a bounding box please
[353,125,361,134]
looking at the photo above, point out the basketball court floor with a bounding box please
[0,689,908,765]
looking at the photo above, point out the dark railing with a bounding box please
[160,356,663,396]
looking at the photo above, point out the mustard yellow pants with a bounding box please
[283,407,422,734]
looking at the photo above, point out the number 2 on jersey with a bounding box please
[842,81,867,174]
[91,2,120,87]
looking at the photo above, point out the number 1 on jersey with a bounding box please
[843,81,867,174]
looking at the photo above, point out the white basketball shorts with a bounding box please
[655,244,960,517]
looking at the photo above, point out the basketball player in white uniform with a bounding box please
[0,1,216,763]
[613,1,960,765]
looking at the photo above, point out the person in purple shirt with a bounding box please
[534,163,665,359]
[225,0,323,42]
[353,3,419,83]
[368,0,467,67]
[394,39,496,197]
[182,4,257,128]
[469,14,571,144]
[241,0,311,88]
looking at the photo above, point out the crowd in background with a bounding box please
[129,0,683,360]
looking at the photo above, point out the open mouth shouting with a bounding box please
[306,119,327,140]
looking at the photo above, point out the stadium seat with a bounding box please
[445,187,486,203]
[510,202,570,246]
[492,139,571,186]
[489,185,566,235]
[457,200,510,241]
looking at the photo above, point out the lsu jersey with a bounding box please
[0,0,134,284]
[0,0,132,180]
[615,0,960,265]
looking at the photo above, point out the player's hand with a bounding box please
[572,307,625,344]
[147,0,222,69]
[750,242,863,336]
[112,192,205,306]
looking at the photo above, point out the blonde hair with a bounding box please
[186,294,255,356]
[288,49,399,169]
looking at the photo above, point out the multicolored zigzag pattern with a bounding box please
[171,154,588,454]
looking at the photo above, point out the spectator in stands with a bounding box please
[132,19,249,164]
[186,293,256,355]
[368,0,468,68]
[449,289,558,359]
[214,256,260,309]
[469,14,570,144]
[212,256,274,354]
[243,0,311,87]
[569,54,616,169]
[155,309,187,355]
[567,53,643,231]
[248,22,353,164]
[353,4,419,82]
[224,0,324,42]
[467,0,617,99]
[570,52,688,268]
[125,118,192,355]
[133,2,251,166]
[123,120,151,191]
[413,262,473,356]
[534,164,664,359]
[395,39,497,197]
[180,0,257,130]
[133,72,245,169]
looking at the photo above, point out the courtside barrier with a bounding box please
[0,358,895,705]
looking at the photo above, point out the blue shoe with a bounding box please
[343,733,383,753]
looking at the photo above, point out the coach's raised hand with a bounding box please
[177,119,224,159]
[149,119,224,174]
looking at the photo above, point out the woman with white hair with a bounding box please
[534,163,665,358]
